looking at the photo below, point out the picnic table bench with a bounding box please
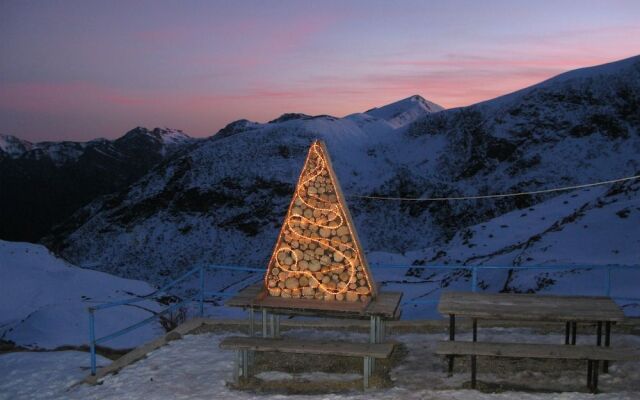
[437,291,635,393]
[220,336,395,389]
[221,283,402,388]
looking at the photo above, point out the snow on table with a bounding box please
[7,328,632,400]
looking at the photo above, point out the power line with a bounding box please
[345,174,640,202]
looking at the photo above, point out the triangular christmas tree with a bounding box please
[263,140,377,305]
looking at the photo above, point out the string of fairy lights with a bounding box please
[265,142,372,297]
[344,174,640,202]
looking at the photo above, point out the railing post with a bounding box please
[471,267,478,292]
[89,308,96,376]
[605,266,611,297]
[199,266,205,317]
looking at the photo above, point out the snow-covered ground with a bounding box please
[0,241,165,349]
[2,328,638,399]
[0,351,109,400]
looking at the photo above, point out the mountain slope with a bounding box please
[386,178,639,288]
[0,240,163,349]
[46,56,640,284]
[0,127,196,242]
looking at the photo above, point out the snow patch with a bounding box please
[0,241,164,349]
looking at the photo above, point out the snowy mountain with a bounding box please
[0,134,34,157]
[0,127,196,242]
[0,240,164,349]
[0,127,192,164]
[365,94,444,128]
[45,55,640,287]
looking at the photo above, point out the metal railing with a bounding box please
[87,263,639,375]
[371,264,639,305]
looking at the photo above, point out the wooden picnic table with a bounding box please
[438,291,625,376]
[226,283,402,344]
[226,283,402,379]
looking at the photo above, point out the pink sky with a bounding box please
[1,1,639,141]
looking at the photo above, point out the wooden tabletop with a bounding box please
[226,283,402,319]
[438,291,624,322]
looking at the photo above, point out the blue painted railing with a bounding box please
[87,263,639,375]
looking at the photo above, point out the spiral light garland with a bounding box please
[264,141,375,303]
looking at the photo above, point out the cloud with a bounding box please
[141,13,341,73]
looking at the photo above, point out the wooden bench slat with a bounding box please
[435,341,640,361]
[220,336,394,358]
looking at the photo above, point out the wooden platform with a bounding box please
[438,291,625,322]
[221,336,394,358]
[226,283,402,319]
[436,341,640,361]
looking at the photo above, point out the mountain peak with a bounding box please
[268,113,312,124]
[0,134,33,157]
[214,119,261,140]
[365,95,444,128]
[118,126,193,146]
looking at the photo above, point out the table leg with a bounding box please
[269,314,275,338]
[234,350,241,383]
[448,314,455,376]
[274,314,280,338]
[592,360,599,393]
[241,349,249,381]
[604,322,611,373]
[571,322,577,345]
[369,316,378,372]
[369,316,374,343]
[363,357,370,389]
[375,316,382,370]
[470,318,477,387]
[596,321,602,346]
[472,319,477,341]
[587,360,592,389]
[248,306,255,337]
[565,322,570,345]
[262,309,267,337]
[471,355,477,389]
[247,306,255,366]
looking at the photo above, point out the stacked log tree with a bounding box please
[265,146,372,303]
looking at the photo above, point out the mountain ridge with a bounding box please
[0,127,197,242]
[0,126,194,162]
[44,55,640,285]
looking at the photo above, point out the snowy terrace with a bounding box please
[2,260,640,399]
[2,322,640,400]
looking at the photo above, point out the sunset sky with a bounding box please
[1,0,640,141]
